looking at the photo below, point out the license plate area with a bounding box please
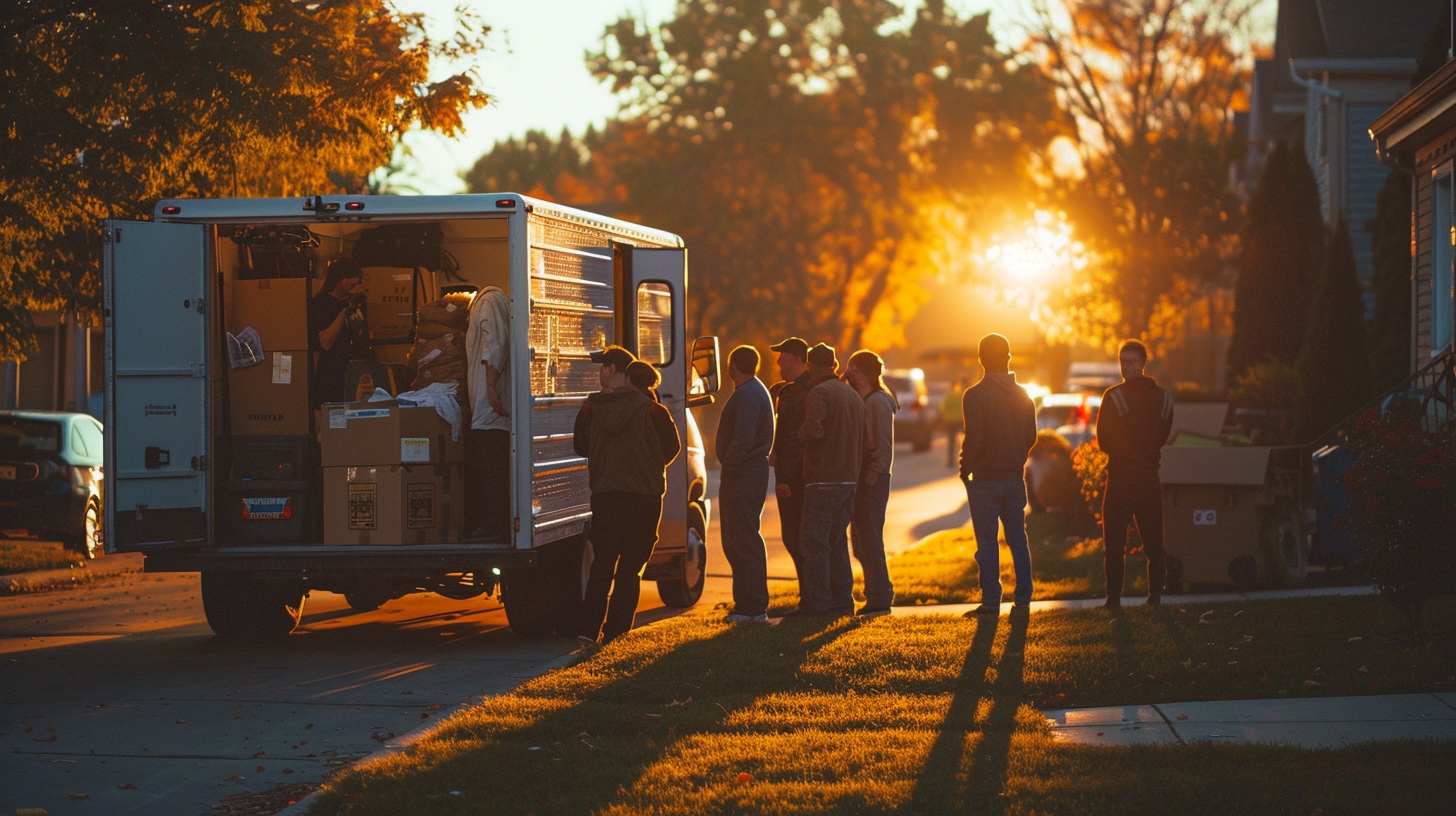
[0,465,16,480]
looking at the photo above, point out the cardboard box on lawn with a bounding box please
[317,400,464,467]
[323,464,464,545]
[1159,446,1272,587]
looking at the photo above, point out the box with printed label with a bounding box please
[317,400,464,466]
[229,350,310,435]
[322,463,464,545]
[219,479,317,543]
[361,267,418,342]
[228,278,312,350]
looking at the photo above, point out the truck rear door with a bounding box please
[102,221,211,551]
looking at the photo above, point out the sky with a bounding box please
[396,0,1025,193]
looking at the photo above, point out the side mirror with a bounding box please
[688,336,720,407]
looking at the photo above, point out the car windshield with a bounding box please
[0,417,62,453]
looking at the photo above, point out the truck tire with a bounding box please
[657,504,707,608]
[1261,500,1308,586]
[201,572,306,640]
[503,537,591,637]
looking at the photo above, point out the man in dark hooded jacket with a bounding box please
[573,346,681,646]
[960,333,1038,616]
[1096,339,1174,608]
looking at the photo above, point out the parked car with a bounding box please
[0,411,105,558]
[1035,392,1102,449]
[884,368,934,452]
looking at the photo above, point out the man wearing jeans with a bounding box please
[959,333,1038,616]
[716,345,775,623]
[794,343,864,617]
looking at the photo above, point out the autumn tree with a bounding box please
[1226,141,1323,383]
[0,1,490,359]
[1025,0,1254,346]
[463,126,610,203]
[578,0,1065,352]
[1296,219,1373,440]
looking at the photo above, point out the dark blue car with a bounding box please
[0,411,105,558]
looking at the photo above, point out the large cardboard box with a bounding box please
[317,400,464,466]
[1160,446,1271,587]
[362,267,418,342]
[229,351,311,435]
[229,278,312,350]
[323,464,464,545]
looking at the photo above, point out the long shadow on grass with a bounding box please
[316,618,858,815]
[906,611,1029,813]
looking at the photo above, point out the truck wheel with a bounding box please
[1261,500,1308,586]
[63,499,104,560]
[657,504,707,608]
[344,591,391,612]
[201,572,307,640]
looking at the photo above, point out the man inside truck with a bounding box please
[309,257,366,407]
[465,286,511,542]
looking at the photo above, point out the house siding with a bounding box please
[1347,103,1394,287]
[1413,124,1456,366]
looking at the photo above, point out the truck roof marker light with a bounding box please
[161,205,181,215]
[495,199,516,208]
[345,201,364,211]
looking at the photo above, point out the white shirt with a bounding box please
[465,287,510,432]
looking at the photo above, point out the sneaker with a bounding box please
[965,603,1001,617]
[575,635,599,651]
[856,605,892,619]
[726,613,769,623]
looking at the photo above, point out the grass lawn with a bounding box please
[0,539,83,575]
[308,594,1456,815]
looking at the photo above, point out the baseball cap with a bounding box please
[770,337,810,359]
[590,345,636,370]
[806,342,838,369]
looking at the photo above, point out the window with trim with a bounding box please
[1435,171,1454,352]
[636,281,673,365]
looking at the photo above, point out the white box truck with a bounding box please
[102,194,720,639]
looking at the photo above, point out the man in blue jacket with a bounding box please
[960,333,1038,616]
[716,345,776,622]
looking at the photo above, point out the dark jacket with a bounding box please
[716,376,775,475]
[1096,376,1174,477]
[960,372,1037,481]
[573,387,681,497]
[801,376,865,484]
[770,370,820,489]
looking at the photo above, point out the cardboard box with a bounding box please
[323,464,464,545]
[1160,446,1271,587]
[229,278,312,350]
[229,351,311,435]
[362,267,418,342]
[317,400,464,466]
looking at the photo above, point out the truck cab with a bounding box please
[103,194,719,639]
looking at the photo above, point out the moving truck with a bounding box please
[103,194,720,639]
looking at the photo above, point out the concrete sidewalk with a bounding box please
[883,583,1380,617]
[0,550,142,595]
[1042,693,1456,747]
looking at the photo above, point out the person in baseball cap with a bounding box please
[805,342,838,373]
[769,336,810,361]
[768,336,818,583]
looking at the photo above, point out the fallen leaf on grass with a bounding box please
[256,766,266,773]
[68,793,88,800]
[735,772,753,784]
[227,775,245,781]
[118,782,137,790]
[1303,680,1322,688]
[1176,714,1188,720]
[175,718,187,724]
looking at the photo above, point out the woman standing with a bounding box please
[845,350,897,618]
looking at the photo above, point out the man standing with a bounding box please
[1096,339,1174,608]
[573,346,681,647]
[846,350,896,618]
[768,337,815,581]
[308,257,365,407]
[465,286,510,543]
[795,343,864,617]
[960,333,1038,616]
[716,345,775,623]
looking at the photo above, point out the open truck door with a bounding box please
[103,221,211,552]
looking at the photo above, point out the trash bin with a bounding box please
[1311,444,1360,566]
[1160,446,1301,589]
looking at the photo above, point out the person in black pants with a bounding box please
[573,346,681,647]
[768,337,819,582]
[1096,339,1175,608]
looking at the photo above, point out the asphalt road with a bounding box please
[1,439,969,816]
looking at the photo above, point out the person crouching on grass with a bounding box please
[573,346,681,648]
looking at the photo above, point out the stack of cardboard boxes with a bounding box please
[318,401,465,545]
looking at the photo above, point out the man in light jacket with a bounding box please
[573,346,681,647]
[794,343,865,617]
[715,345,776,623]
[465,286,510,543]
[960,333,1038,616]
[846,350,897,618]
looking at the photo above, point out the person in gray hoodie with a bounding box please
[573,346,681,647]
[959,333,1038,616]
[846,349,897,617]
[715,345,775,622]
[794,343,865,617]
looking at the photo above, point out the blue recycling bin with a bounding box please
[1311,445,1361,566]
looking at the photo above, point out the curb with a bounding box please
[1,552,143,596]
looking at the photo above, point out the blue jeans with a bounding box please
[965,479,1033,605]
[798,483,857,612]
[851,474,894,608]
[719,461,771,616]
